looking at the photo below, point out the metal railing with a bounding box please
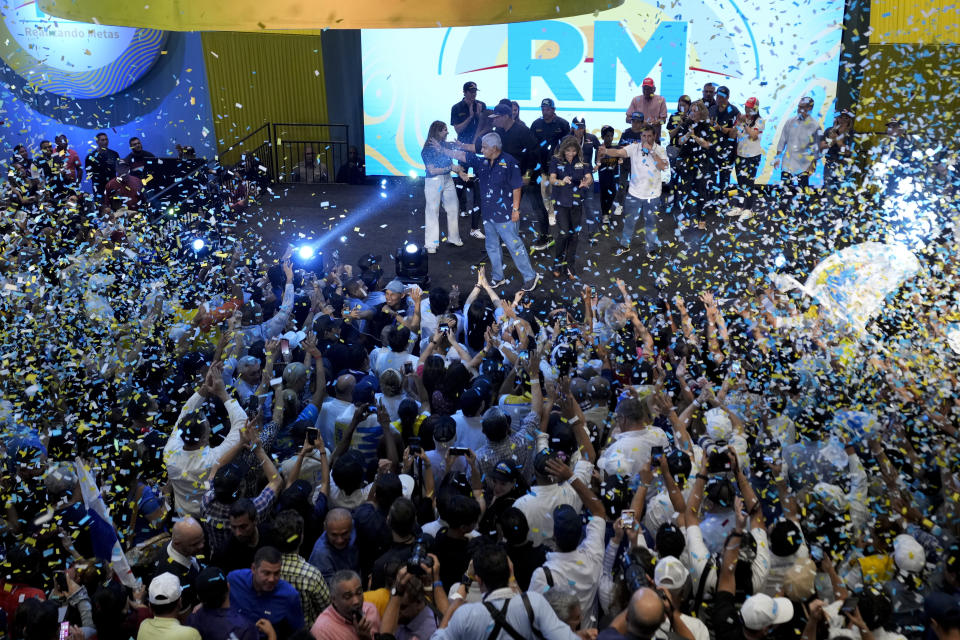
[216,122,353,185]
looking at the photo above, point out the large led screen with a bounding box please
[361,0,845,183]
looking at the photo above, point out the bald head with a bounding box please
[325,508,354,550]
[172,517,205,557]
[335,374,356,400]
[626,588,666,639]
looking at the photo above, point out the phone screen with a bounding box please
[651,446,664,464]
[280,338,290,355]
[449,447,469,456]
[59,622,70,640]
[621,509,635,528]
[306,427,319,445]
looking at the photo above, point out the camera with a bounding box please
[406,537,434,576]
[701,437,731,473]
[620,551,650,593]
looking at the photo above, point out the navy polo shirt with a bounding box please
[548,158,594,207]
[463,151,523,224]
[421,143,454,174]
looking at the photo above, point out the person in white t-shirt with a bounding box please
[598,124,670,257]
[733,96,766,213]
[597,392,669,484]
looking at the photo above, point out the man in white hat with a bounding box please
[137,573,200,640]
[653,556,709,640]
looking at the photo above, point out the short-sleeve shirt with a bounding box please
[462,151,523,223]
[420,142,454,175]
[548,157,593,207]
[530,117,571,170]
[617,128,645,171]
[624,144,668,199]
[450,99,487,143]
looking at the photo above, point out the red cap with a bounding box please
[642,77,655,88]
[745,97,759,109]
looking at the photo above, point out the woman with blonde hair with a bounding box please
[548,136,593,278]
[420,120,465,253]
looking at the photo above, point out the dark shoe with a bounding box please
[521,273,542,292]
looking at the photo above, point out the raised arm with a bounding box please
[545,458,606,519]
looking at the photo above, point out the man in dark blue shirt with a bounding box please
[450,81,486,236]
[708,85,741,207]
[531,98,571,232]
[432,124,542,292]
[489,101,553,252]
[227,546,304,636]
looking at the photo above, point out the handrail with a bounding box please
[219,122,272,160]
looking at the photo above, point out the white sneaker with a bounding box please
[726,207,743,217]
[488,277,509,288]
[448,239,464,247]
[548,212,557,226]
[470,229,485,240]
[426,246,437,254]
[613,203,623,216]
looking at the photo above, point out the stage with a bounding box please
[235,180,870,309]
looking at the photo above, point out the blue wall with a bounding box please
[0,31,215,172]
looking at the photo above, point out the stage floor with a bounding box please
[236,180,860,308]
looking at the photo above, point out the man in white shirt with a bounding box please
[452,388,487,452]
[514,449,594,549]
[598,124,669,257]
[653,556,710,640]
[775,96,822,190]
[528,461,608,628]
[163,364,248,517]
[597,394,669,486]
[315,374,355,448]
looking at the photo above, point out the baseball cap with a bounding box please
[740,593,794,630]
[630,112,644,121]
[541,98,555,108]
[799,96,815,108]
[351,380,376,406]
[704,408,733,440]
[925,592,960,628]
[642,77,655,88]
[490,103,512,118]
[893,534,926,573]
[654,556,689,590]
[571,117,585,128]
[463,81,478,92]
[716,85,730,98]
[149,572,183,605]
[357,253,382,271]
[553,504,582,551]
[533,448,560,475]
[745,96,759,109]
[490,460,518,483]
[384,280,405,294]
[837,109,855,119]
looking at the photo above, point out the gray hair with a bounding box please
[330,570,361,596]
[481,132,502,149]
[543,586,580,620]
[237,355,260,369]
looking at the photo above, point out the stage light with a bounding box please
[191,238,205,251]
[381,179,387,187]
[407,169,417,179]
[380,192,387,198]
[340,235,347,243]
[292,241,323,275]
[395,242,429,287]
[298,245,315,260]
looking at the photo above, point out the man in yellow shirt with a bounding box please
[137,573,201,640]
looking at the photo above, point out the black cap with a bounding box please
[490,460,517,483]
[553,504,582,551]
[925,592,960,628]
[432,417,456,443]
[630,112,644,121]
[490,103,512,118]
[571,117,585,128]
[463,81,478,92]
[716,86,730,98]
[541,98,555,108]
[533,448,559,475]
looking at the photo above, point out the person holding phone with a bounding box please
[598,124,669,258]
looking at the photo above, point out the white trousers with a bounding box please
[424,173,462,247]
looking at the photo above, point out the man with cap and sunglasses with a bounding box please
[531,98,571,239]
[774,96,822,192]
[708,86,741,206]
[571,117,602,236]
[624,78,668,139]
[138,573,201,640]
[451,81,486,227]
[513,449,594,549]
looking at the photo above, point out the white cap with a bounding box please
[740,593,794,630]
[148,572,182,605]
[654,556,689,590]
[893,534,925,573]
[704,408,733,440]
[812,482,848,515]
[399,474,415,499]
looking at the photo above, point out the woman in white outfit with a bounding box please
[420,121,464,253]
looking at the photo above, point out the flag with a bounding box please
[73,459,138,588]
